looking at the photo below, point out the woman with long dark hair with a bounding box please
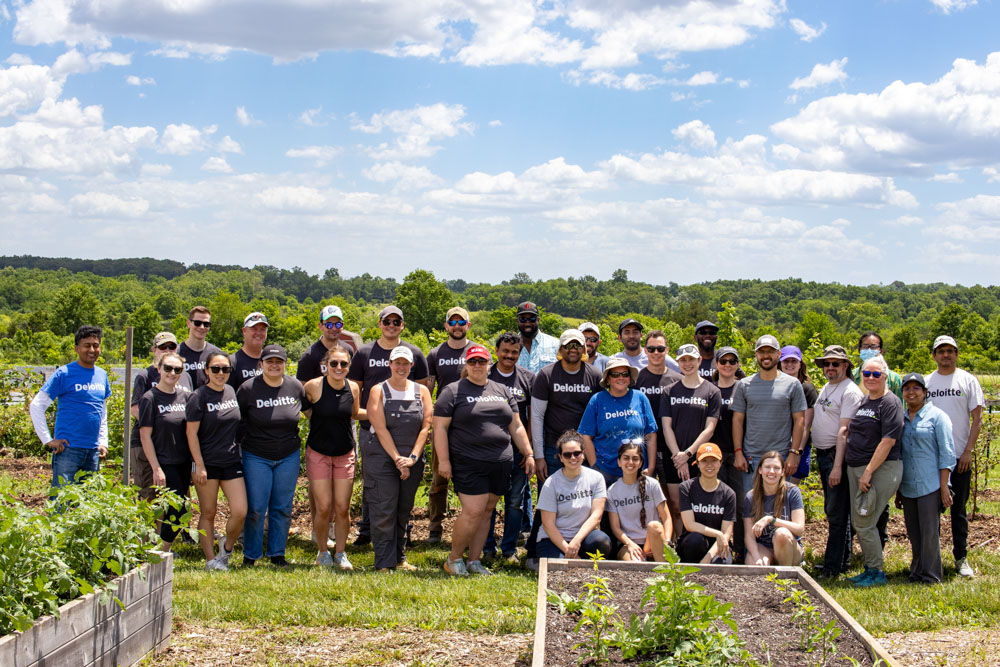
[607,441,671,561]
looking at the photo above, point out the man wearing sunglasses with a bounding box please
[425,307,473,544]
[296,304,361,383]
[810,345,864,580]
[693,320,719,380]
[228,312,269,389]
[178,306,222,388]
[926,335,984,578]
[578,322,609,373]
[515,301,559,373]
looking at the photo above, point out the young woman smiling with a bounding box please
[743,450,806,566]
[607,441,672,562]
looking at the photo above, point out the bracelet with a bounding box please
[734,448,742,452]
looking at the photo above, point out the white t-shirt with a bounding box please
[536,467,607,542]
[811,379,864,450]
[606,475,667,543]
[925,368,984,451]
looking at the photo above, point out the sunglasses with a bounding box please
[584,336,599,343]
[608,370,631,378]
[326,360,350,369]
[156,343,178,351]
[447,319,468,326]
[821,361,842,368]
[466,358,489,366]
[381,318,402,327]
[861,370,883,378]
[717,358,738,366]
[323,321,344,330]
[517,315,538,323]
[560,450,584,460]
[190,320,211,328]
[562,342,583,351]
[161,365,183,375]
[645,345,666,353]
[208,366,231,374]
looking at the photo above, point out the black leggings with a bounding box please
[159,462,192,544]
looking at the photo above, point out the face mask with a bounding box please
[859,348,878,362]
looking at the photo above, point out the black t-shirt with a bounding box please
[178,341,222,388]
[130,366,192,448]
[635,367,683,459]
[661,381,722,452]
[185,384,241,467]
[434,379,518,461]
[228,349,262,389]
[137,387,191,465]
[295,337,357,383]
[306,380,356,457]
[348,340,429,428]
[713,384,737,453]
[488,364,535,426]
[678,478,736,533]
[698,356,715,380]
[428,341,470,395]
[802,380,819,450]
[236,375,306,461]
[845,393,904,467]
[531,363,603,448]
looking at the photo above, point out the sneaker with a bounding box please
[814,568,839,582]
[353,533,371,547]
[333,552,354,571]
[205,556,228,571]
[396,560,418,572]
[956,557,975,578]
[241,557,256,568]
[316,551,334,567]
[427,530,443,545]
[216,537,233,566]
[310,528,337,550]
[848,568,874,583]
[404,521,414,548]
[467,560,493,576]
[376,567,394,574]
[270,555,289,568]
[443,557,468,576]
[502,552,520,566]
[855,569,887,587]
[518,531,530,547]
[525,558,539,572]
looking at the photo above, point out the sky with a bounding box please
[1,0,1000,288]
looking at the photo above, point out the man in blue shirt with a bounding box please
[515,301,559,373]
[30,325,112,490]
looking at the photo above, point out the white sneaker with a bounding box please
[316,551,334,567]
[467,560,493,576]
[205,556,228,571]
[957,557,975,578]
[333,552,354,571]
[443,558,468,576]
[215,537,232,566]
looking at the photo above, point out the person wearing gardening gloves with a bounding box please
[677,442,736,564]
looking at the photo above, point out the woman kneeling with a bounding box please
[607,441,671,561]
[743,450,806,566]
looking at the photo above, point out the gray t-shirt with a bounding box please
[606,476,667,543]
[536,467,607,543]
[730,371,807,459]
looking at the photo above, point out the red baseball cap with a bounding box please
[466,345,491,361]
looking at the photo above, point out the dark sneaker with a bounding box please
[427,530,442,545]
[353,533,371,547]
[855,569,886,587]
[241,557,256,568]
[270,555,289,568]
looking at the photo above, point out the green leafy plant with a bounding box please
[546,552,619,664]
[767,573,841,666]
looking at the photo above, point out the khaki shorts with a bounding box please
[129,447,156,501]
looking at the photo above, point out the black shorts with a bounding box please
[656,452,699,485]
[160,462,192,496]
[204,462,244,481]
[450,453,512,496]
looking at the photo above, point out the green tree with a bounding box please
[931,303,966,340]
[48,283,103,335]
[126,303,162,354]
[793,311,837,351]
[208,289,245,348]
[395,269,455,334]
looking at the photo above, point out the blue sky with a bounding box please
[2,0,999,287]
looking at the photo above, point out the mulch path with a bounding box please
[540,568,872,666]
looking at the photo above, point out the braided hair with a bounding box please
[617,441,647,529]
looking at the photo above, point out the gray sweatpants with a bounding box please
[361,437,425,570]
[847,460,902,571]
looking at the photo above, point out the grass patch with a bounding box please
[0,470,49,496]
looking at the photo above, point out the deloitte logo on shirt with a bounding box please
[438,358,465,366]
[639,385,665,395]
[605,408,639,419]
[557,489,594,502]
[670,395,708,407]
[721,397,733,407]
[241,368,262,379]
[256,396,298,408]
[855,408,877,419]
[690,502,725,515]
[466,395,507,403]
[369,358,390,368]
[553,383,591,393]
[184,361,206,371]
[613,495,649,508]
[207,399,238,412]
[74,382,104,392]
[157,403,187,414]
[927,388,965,399]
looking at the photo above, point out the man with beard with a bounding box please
[229,312,268,389]
[578,322,609,372]
[515,301,559,373]
[296,305,361,383]
[633,330,683,483]
[425,307,473,544]
[614,319,680,372]
[694,320,719,380]
[731,335,807,494]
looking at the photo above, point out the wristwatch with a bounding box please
[790,448,803,456]
[408,454,418,461]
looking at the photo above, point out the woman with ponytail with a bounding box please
[607,441,671,561]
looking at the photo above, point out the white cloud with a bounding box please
[201,156,232,173]
[298,107,327,127]
[0,62,63,116]
[985,167,1000,182]
[352,102,473,160]
[789,18,826,42]
[885,215,924,227]
[236,105,261,126]
[217,135,242,154]
[682,71,719,86]
[6,54,34,65]
[790,57,847,90]
[159,123,214,155]
[488,119,502,127]
[71,191,149,217]
[125,75,155,86]
[256,186,327,212]
[285,145,342,167]
[565,69,665,90]
[672,120,716,150]
[930,0,977,14]
[929,172,962,183]
[363,161,443,190]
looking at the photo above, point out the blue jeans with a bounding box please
[485,451,532,556]
[536,529,612,560]
[242,450,300,560]
[51,447,100,492]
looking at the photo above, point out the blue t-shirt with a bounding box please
[578,389,657,479]
[41,362,112,449]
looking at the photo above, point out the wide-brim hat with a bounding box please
[813,344,852,368]
[601,357,638,388]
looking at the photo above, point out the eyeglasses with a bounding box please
[861,370,883,378]
[466,358,489,366]
[326,360,350,369]
[821,361,842,368]
[860,344,881,350]
[517,315,538,323]
[208,366,231,374]
[447,319,468,326]
[902,384,924,392]
[646,345,666,353]
[584,336,599,343]
[717,358,738,366]
[190,320,211,328]
[563,342,583,351]
[323,321,344,330]
[608,370,631,378]
[156,343,177,351]
[381,319,402,327]
[161,365,183,375]
[560,450,584,460]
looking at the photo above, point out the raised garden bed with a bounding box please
[534,558,898,667]
[0,552,173,667]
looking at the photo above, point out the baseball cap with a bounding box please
[320,305,344,322]
[466,344,490,361]
[618,318,643,334]
[559,329,586,347]
[389,346,413,363]
[932,335,958,351]
[696,443,723,462]
[578,322,600,335]
[152,332,177,347]
[261,344,286,361]
[901,372,927,390]
[715,346,740,363]
[446,306,470,321]
[675,344,700,360]
[695,320,718,332]
[517,301,539,315]
[754,334,780,351]
[243,312,268,328]
[779,345,802,362]
[379,306,403,322]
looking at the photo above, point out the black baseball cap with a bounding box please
[261,344,287,361]
[517,301,539,315]
[695,320,718,332]
[618,318,643,334]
